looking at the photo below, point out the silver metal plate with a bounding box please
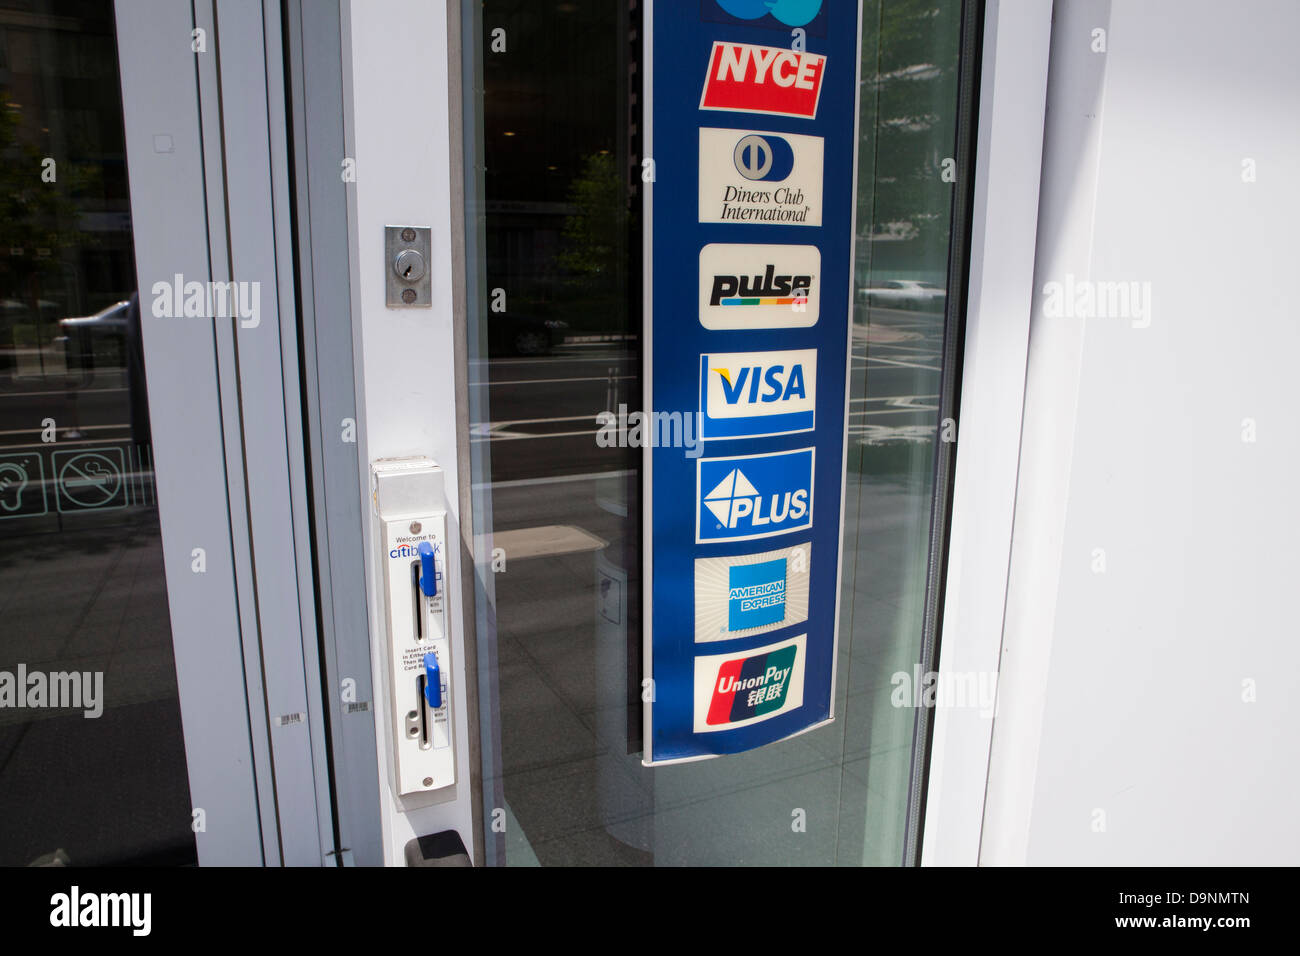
[384,225,432,308]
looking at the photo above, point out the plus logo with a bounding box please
[697,449,813,543]
[702,468,762,528]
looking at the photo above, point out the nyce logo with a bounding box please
[700,350,816,440]
[700,42,826,119]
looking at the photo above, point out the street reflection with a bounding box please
[0,1,194,866]
[469,0,964,866]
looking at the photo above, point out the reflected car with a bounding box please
[54,300,132,370]
[858,279,946,311]
[487,312,568,356]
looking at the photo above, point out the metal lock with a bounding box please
[385,225,432,308]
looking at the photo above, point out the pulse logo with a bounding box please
[699,244,820,329]
[694,637,805,731]
[711,266,811,307]
[700,42,826,119]
[700,349,816,440]
[728,558,787,631]
[697,448,813,543]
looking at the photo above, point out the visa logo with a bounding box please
[699,42,826,120]
[697,448,813,543]
[700,350,816,440]
[715,364,807,404]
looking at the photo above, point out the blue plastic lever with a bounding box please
[418,541,437,597]
[423,652,442,708]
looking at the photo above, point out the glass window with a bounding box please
[462,0,973,865]
[0,0,196,866]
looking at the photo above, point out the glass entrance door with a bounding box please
[461,0,977,865]
[0,0,194,866]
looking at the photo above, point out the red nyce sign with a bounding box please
[699,41,826,119]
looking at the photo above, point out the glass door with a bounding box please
[461,0,978,865]
[0,0,194,866]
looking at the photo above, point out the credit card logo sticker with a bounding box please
[701,349,816,439]
[700,42,826,120]
[709,0,824,28]
[728,558,787,631]
[694,545,810,642]
[699,128,823,226]
[699,244,820,329]
[735,134,793,181]
[695,636,806,732]
[697,448,813,543]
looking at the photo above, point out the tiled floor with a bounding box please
[484,466,930,865]
[0,508,195,865]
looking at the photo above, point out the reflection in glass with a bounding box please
[465,0,970,865]
[0,0,195,866]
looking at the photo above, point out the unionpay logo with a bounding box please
[699,244,820,329]
[700,42,826,120]
[697,448,813,543]
[693,635,806,732]
[728,558,787,631]
[698,128,823,226]
[700,349,816,440]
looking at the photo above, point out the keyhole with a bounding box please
[393,248,426,283]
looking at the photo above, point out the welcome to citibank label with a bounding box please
[694,635,806,732]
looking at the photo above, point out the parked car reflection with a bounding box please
[487,311,568,356]
[858,279,946,311]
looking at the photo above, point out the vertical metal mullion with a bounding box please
[260,0,338,868]
[445,0,487,869]
[193,0,284,865]
[902,0,987,867]
[281,0,384,867]
[115,0,268,866]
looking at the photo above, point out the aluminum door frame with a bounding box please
[918,0,1053,865]
[337,0,484,865]
[115,0,334,866]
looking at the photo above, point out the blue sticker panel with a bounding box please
[648,0,858,762]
